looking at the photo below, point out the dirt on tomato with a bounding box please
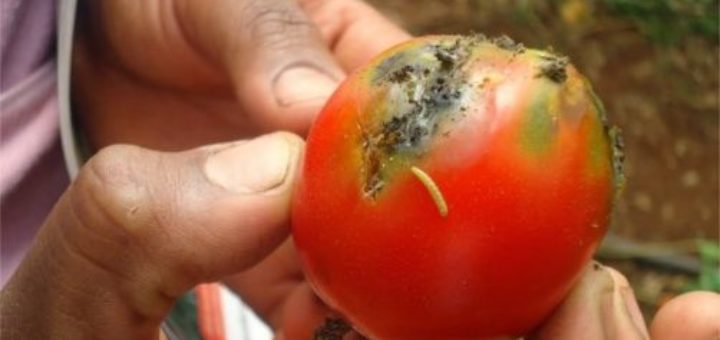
[292,35,622,339]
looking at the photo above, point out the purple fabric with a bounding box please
[1,63,59,196]
[1,0,67,286]
[1,141,67,286]
[1,0,56,91]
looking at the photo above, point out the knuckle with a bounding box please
[69,145,210,296]
[74,144,156,235]
[242,1,316,50]
[83,144,143,186]
[60,145,155,282]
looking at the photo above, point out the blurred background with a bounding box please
[365,0,719,320]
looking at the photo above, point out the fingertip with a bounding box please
[204,133,297,194]
[279,283,337,339]
[270,131,306,150]
[603,266,650,339]
[302,0,411,71]
[603,266,631,286]
[238,65,340,136]
[209,0,346,135]
[650,291,720,340]
[262,63,344,135]
[531,262,650,340]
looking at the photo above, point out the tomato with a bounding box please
[292,35,623,339]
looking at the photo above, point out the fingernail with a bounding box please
[273,66,338,106]
[604,267,650,339]
[205,134,294,194]
[620,288,650,339]
[529,262,617,339]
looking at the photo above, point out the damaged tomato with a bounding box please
[292,35,624,339]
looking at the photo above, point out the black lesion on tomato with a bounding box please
[536,52,569,83]
[586,84,625,199]
[490,34,526,54]
[314,318,354,340]
[609,126,626,197]
[386,65,415,83]
[360,35,485,198]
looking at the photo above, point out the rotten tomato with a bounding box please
[292,35,624,339]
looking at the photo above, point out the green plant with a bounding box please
[602,0,719,45]
[686,240,720,292]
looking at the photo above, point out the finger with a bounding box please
[276,283,330,339]
[225,238,304,328]
[0,132,304,338]
[650,291,720,340]
[225,240,364,336]
[530,262,650,340]
[300,0,412,71]
[174,0,346,134]
[275,283,354,340]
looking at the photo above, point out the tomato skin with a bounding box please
[292,36,618,339]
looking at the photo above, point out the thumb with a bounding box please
[530,262,650,340]
[0,132,303,339]
[174,0,345,134]
[650,291,720,340]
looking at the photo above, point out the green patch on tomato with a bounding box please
[520,84,558,156]
[293,34,624,339]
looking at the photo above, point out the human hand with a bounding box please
[65,1,410,336]
[1,132,307,339]
[531,264,720,340]
[1,131,717,339]
[72,0,409,150]
[278,259,720,339]
[6,0,714,337]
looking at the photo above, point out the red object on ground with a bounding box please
[196,283,226,340]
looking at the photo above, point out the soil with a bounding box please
[366,0,719,320]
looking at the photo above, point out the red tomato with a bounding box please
[292,35,623,339]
